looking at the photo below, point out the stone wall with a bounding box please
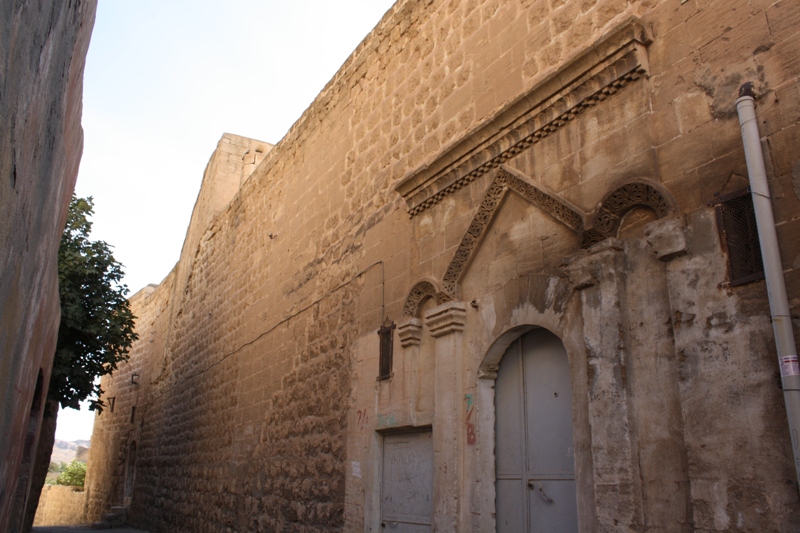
[88,0,800,531]
[0,2,96,531]
[33,485,87,527]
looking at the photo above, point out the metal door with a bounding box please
[496,329,578,532]
[381,431,433,532]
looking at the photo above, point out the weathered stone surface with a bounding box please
[645,214,688,261]
[32,486,86,527]
[0,2,95,531]
[87,0,800,531]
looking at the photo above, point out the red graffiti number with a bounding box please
[465,394,477,445]
[356,409,368,429]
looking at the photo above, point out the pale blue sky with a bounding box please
[57,0,396,442]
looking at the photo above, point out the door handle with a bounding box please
[538,485,554,504]
[527,481,555,503]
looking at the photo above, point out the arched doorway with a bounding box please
[495,328,577,532]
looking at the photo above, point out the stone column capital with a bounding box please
[424,301,467,338]
[645,214,688,262]
[397,318,423,348]
[561,238,624,290]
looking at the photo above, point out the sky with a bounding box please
[55,0,397,443]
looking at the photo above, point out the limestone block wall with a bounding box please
[87,0,800,531]
[32,486,87,527]
[0,1,96,530]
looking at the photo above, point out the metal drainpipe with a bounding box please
[736,82,800,489]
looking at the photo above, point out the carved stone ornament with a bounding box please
[562,238,625,290]
[397,318,423,348]
[581,181,677,248]
[502,167,585,232]
[402,280,451,318]
[424,301,467,338]
[440,167,587,298]
[395,18,652,217]
[644,214,688,261]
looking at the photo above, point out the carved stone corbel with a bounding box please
[645,214,688,261]
[561,238,625,290]
[424,301,467,338]
[397,318,423,348]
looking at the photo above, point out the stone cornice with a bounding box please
[395,17,652,217]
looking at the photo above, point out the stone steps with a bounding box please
[92,506,127,529]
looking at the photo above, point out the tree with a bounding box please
[18,195,137,532]
[50,195,138,411]
[55,461,87,488]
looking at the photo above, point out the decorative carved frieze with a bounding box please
[441,178,508,297]
[437,168,677,298]
[402,280,452,318]
[395,18,652,217]
[501,167,585,233]
[424,301,467,338]
[581,181,676,248]
[440,167,587,298]
[402,281,438,318]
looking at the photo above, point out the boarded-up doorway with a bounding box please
[381,430,433,532]
[123,441,137,506]
[495,328,578,532]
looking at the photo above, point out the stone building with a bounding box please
[86,0,800,531]
[0,2,95,531]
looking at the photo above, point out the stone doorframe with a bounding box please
[469,274,596,533]
[395,213,690,532]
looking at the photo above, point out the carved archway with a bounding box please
[402,280,449,318]
[581,180,677,248]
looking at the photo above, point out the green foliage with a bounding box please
[48,461,67,473]
[55,460,86,487]
[51,195,138,412]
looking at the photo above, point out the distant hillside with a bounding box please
[50,439,91,465]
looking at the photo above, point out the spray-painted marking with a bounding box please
[356,409,369,429]
[465,393,476,445]
[377,413,396,428]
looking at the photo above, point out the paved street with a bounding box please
[33,527,149,533]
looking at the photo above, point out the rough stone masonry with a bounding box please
[0,2,96,531]
[86,0,800,531]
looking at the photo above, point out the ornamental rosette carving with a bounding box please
[402,281,438,318]
[581,181,676,248]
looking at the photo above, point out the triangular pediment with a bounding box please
[440,167,587,298]
[436,168,677,299]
